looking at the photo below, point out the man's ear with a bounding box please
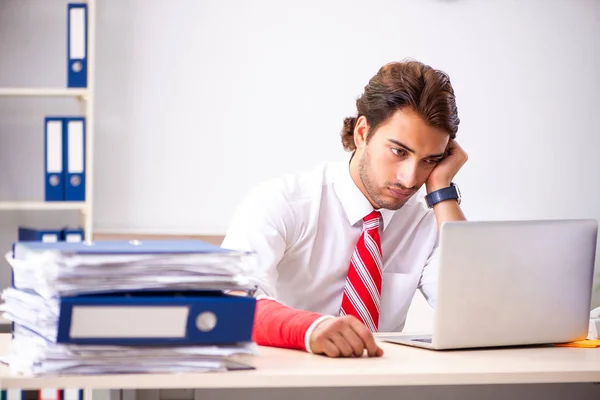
[353,116,370,150]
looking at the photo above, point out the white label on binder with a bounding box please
[47,121,62,173]
[70,306,189,338]
[7,389,22,400]
[68,121,84,173]
[69,7,86,59]
[39,389,60,400]
[66,233,83,242]
[42,234,58,243]
[63,389,81,400]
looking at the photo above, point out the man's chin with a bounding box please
[376,197,407,211]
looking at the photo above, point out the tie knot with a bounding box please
[363,210,381,229]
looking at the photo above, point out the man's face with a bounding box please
[354,108,450,210]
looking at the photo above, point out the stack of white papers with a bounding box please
[1,288,64,340]
[6,245,260,299]
[0,240,260,376]
[2,325,255,375]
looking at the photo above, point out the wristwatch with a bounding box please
[425,183,461,208]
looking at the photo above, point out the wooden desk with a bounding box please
[0,333,598,390]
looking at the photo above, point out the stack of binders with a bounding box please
[0,240,260,375]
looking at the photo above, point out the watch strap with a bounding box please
[425,183,460,208]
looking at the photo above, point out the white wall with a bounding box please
[92,0,600,232]
[92,0,600,301]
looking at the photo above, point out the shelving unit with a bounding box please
[0,88,88,97]
[0,201,87,211]
[0,0,95,241]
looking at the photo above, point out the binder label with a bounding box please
[6,389,22,400]
[46,122,63,174]
[69,7,86,59]
[70,306,190,338]
[68,120,84,173]
[42,234,59,243]
[65,233,83,242]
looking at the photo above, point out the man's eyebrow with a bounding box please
[387,139,446,159]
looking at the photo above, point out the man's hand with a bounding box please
[426,139,468,193]
[309,315,384,357]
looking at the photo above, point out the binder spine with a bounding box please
[64,118,86,201]
[44,118,64,201]
[67,3,88,88]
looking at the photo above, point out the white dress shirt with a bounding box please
[221,158,439,333]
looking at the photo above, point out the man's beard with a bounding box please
[357,149,407,211]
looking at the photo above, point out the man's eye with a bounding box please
[391,148,407,157]
[425,159,442,165]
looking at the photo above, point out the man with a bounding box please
[222,59,468,358]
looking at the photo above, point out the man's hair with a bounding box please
[341,59,460,151]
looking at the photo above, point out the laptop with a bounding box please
[382,219,598,350]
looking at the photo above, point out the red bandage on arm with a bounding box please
[251,298,324,350]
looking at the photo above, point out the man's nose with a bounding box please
[397,161,419,189]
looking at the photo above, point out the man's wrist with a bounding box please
[426,180,452,194]
[304,315,334,354]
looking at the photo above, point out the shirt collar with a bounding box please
[333,154,412,232]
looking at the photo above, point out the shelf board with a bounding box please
[0,88,87,97]
[0,201,87,211]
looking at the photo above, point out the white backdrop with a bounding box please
[94,0,600,306]
[91,0,600,238]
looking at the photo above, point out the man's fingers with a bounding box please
[320,338,341,358]
[309,316,384,358]
[340,325,367,356]
[349,318,383,357]
[330,332,355,357]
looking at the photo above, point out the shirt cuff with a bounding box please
[304,315,335,354]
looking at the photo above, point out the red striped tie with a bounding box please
[339,210,383,332]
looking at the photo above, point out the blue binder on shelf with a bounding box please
[67,3,87,88]
[61,227,84,242]
[44,117,65,201]
[64,117,86,201]
[18,226,62,243]
[53,291,256,345]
